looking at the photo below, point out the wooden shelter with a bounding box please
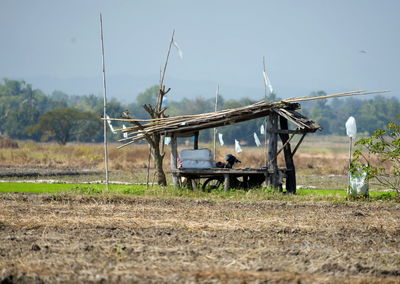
[169,101,320,193]
[120,100,321,193]
[108,89,388,193]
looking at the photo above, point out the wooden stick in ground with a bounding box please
[348,136,353,193]
[263,56,269,165]
[99,13,109,192]
[213,85,219,160]
[146,143,151,190]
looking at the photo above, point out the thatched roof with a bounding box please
[116,101,320,145]
[107,89,387,148]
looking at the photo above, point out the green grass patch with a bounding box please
[0,182,81,193]
[0,182,397,202]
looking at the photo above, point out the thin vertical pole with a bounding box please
[349,137,353,167]
[213,85,219,160]
[348,136,353,192]
[160,29,175,89]
[157,30,175,110]
[263,56,268,166]
[146,143,151,190]
[100,13,109,191]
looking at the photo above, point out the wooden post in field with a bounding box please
[279,116,296,193]
[170,134,179,187]
[268,112,279,189]
[194,131,199,150]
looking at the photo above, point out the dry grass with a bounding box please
[0,136,392,189]
[0,194,399,283]
[0,136,391,184]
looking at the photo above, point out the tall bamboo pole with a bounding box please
[158,30,175,106]
[100,13,109,191]
[263,56,269,166]
[213,85,219,160]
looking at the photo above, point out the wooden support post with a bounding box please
[191,179,198,191]
[268,112,279,189]
[224,174,230,191]
[170,134,179,188]
[279,116,296,193]
[193,131,199,150]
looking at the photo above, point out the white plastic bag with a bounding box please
[235,139,242,153]
[345,116,357,139]
[348,170,369,197]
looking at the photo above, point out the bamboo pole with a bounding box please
[160,30,175,92]
[100,13,109,192]
[263,56,269,166]
[213,85,219,161]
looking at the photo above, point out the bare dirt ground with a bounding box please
[0,194,399,283]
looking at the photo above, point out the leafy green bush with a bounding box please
[353,116,400,194]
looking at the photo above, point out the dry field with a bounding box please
[0,136,391,189]
[0,137,353,176]
[0,194,399,283]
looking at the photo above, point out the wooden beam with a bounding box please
[292,133,307,156]
[269,129,308,134]
[268,112,279,189]
[279,116,296,193]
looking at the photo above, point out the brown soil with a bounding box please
[0,194,399,283]
[0,165,101,178]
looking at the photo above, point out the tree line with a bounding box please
[0,79,398,145]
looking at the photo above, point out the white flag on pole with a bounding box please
[122,124,128,138]
[235,139,242,153]
[106,114,116,134]
[260,124,265,135]
[263,71,274,94]
[254,132,262,147]
[173,40,183,59]
[164,137,171,145]
[218,133,224,146]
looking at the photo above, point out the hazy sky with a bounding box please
[0,0,399,101]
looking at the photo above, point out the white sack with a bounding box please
[181,160,215,169]
[180,149,213,161]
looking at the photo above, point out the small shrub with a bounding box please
[353,117,400,195]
